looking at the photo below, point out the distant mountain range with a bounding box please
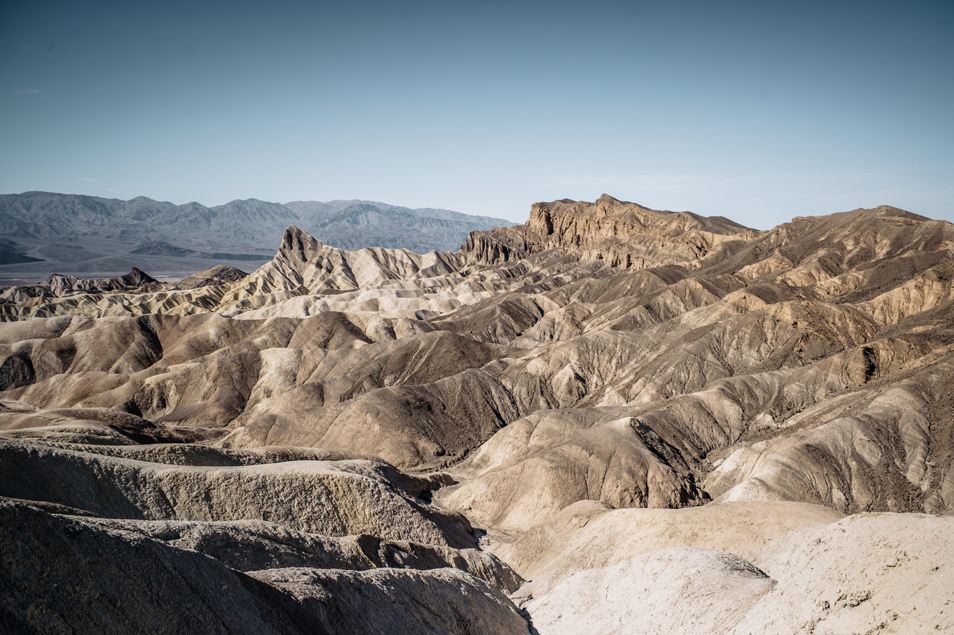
[0,191,512,282]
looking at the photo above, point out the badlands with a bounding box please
[2,194,954,633]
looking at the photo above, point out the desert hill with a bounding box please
[2,195,953,633]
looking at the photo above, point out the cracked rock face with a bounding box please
[2,195,954,633]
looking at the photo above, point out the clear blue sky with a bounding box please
[1,0,952,226]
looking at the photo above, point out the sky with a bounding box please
[1,0,952,227]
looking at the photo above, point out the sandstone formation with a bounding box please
[2,194,953,633]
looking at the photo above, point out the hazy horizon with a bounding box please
[2,0,952,227]
[0,189,514,220]
[3,188,951,230]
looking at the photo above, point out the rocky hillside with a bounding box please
[2,195,953,633]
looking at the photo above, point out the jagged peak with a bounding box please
[281,225,321,246]
[592,193,656,212]
[596,193,623,205]
[124,267,157,283]
[275,225,332,268]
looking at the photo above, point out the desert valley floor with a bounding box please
[2,195,954,633]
